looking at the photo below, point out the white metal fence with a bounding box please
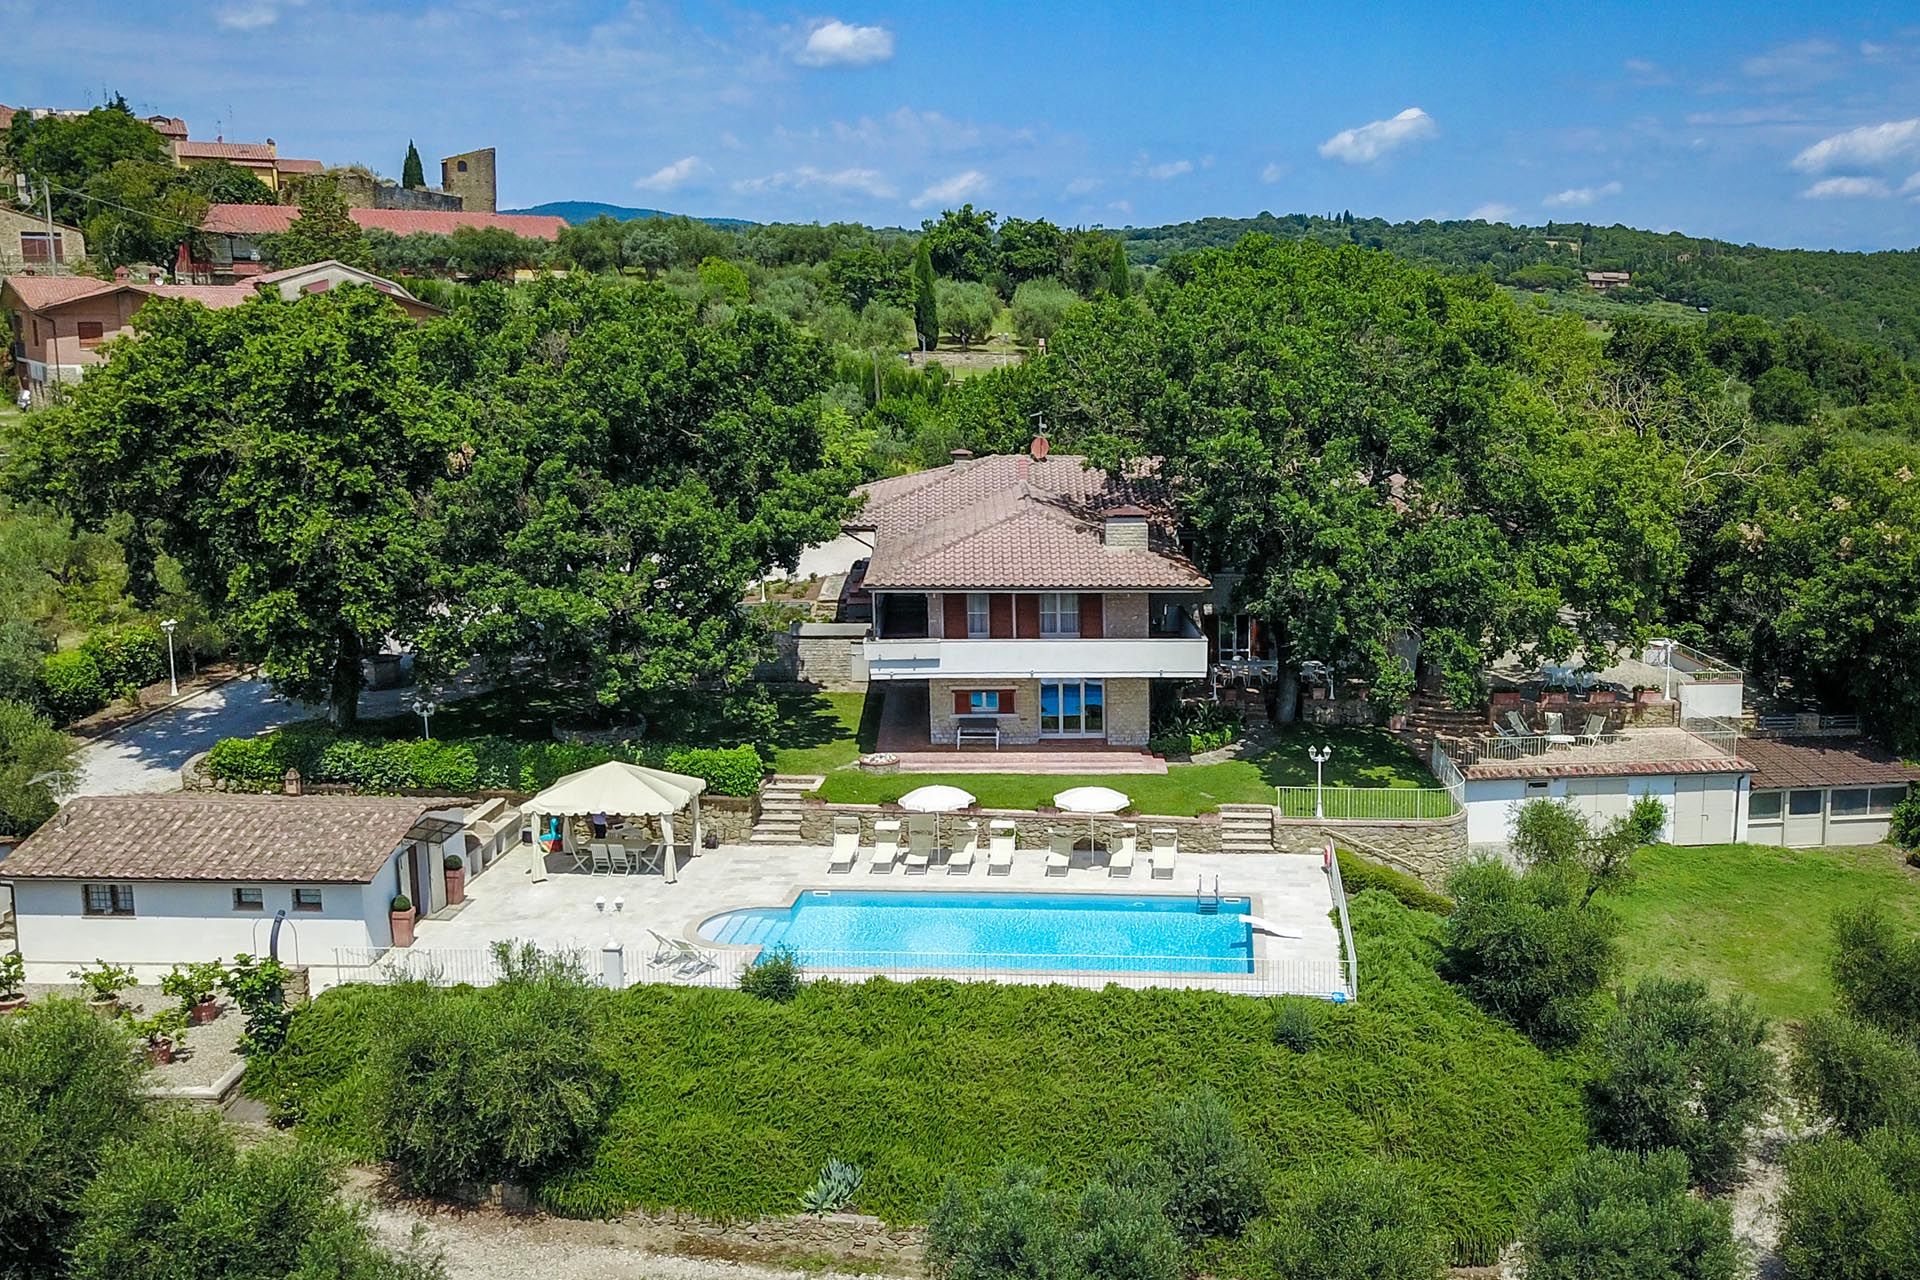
[1274,785,1459,821]
[329,943,1350,1000]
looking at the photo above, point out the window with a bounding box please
[1040,679,1104,736]
[232,887,263,911]
[966,593,990,639]
[1831,788,1870,818]
[1748,790,1783,821]
[292,888,324,912]
[1788,789,1822,816]
[1221,614,1255,660]
[456,159,468,172]
[82,884,136,916]
[1038,593,1079,637]
[1869,786,1908,815]
[19,231,63,263]
[967,690,1001,714]
[75,320,105,348]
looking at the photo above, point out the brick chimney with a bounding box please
[113,266,129,283]
[949,447,973,463]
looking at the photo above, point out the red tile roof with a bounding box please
[1464,756,1752,782]
[174,139,278,162]
[275,158,326,175]
[1,275,123,311]
[0,794,447,882]
[853,453,1209,592]
[199,204,568,240]
[1740,737,1920,790]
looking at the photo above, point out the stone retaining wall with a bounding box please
[625,1209,923,1266]
[1272,809,1468,888]
[795,799,1225,852]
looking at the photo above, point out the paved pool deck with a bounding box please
[350,842,1348,999]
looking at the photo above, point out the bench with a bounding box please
[953,715,1001,749]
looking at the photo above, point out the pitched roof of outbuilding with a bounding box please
[1740,737,1920,791]
[0,794,448,883]
[851,453,1209,592]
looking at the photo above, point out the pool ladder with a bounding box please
[1196,875,1223,915]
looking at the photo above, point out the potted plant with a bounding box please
[69,960,137,1014]
[160,960,226,1024]
[1371,659,1416,732]
[389,894,415,948]
[443,853,467,905]
[132,1006,188,1065]
[0,950,26,1014]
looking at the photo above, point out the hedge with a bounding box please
[35,623,170,724]
[204,730,765,798]
[246,892,1586,1263]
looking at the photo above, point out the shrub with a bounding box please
[444,852,464,871]
[1337,851,1453,915]
[390,895,412,913]
[1442,858,1619,1047]
[66,1108,446,1280]
[928,1165,1071,1280]
[740,946,803,1003]
[801,1159,864,1215]
[221,952,293,1057]
[0,998,148,1279]
[0,949,24,1001]
[1149,1087,1266,1243]
[204,732,302,789]
[37,648,107,723]
[662,744,765,797]
[1830,903,1920,1043]
[1891,788,1920,850]
[1271,997,1318,1052]
[1788,1011,1920,1136]
[1778,1129,1920,1280]
[77,622,164,693]
[1625,793,1669,845]
[1267,1160,1446,1280]
[1587,977,1775,1188]
[1147,699,1242,758]
[68,961,137,1004]
[365,943,612,1194]
[1071,1178,1184,1280]
[1523,1148,1738,1280]
[159,959,226,1012]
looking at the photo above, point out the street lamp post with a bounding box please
[413,697,437,740]
[160,618,179,697]
[1308,746,1332,819]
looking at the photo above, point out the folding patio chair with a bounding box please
[1577,714,1607,745]
[1505,710,1533,738]
[607,842,632,874]
[588,841,613,875]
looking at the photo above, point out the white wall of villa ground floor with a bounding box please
[9,861,404,983]
[926,677,1151,747]
[1464,772,1749,847]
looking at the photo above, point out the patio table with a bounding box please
[1545,734,1576,748]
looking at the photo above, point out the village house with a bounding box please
[169,136,325,194]
[0,204,85,272]
[2,260,439,403]
[196,203,568,280]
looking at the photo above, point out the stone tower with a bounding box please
[439,147,496,212]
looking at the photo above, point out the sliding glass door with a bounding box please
[1039,679,1105,738]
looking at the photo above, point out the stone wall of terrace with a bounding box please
[795,799,1227,853]
[1272,810,1469,888]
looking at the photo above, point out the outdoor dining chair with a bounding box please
[607,842,632,874]
[588,842,614,875]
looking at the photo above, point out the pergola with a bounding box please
[521,761,708,883]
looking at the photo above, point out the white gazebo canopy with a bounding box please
[523,761,709,882]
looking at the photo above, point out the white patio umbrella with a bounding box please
[897,783,977,846]
[522,761,708,882]
[1053,785,1131,853]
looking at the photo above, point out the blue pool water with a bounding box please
[699,890,1253,974]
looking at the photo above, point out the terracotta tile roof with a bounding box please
[275,158,326,175]
[1465,756,1752,782]
[0,794,449,883]
[1740,737,1920,791]
[174,139,279,162]
[853,453,1209,592]
[1,275,120,311]
[199,204,568,240]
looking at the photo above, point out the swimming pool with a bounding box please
[699,890,1254,974]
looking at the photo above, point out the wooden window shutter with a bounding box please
[1016,595,1040,637]
[942,593,967,638]
[999,688,1015,713]
[953,689,971,715]
[989,593,1013,639]
[1079,594,1104,638]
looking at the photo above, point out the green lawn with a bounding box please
[1611,842,1920,1024]
[765,691,875,775]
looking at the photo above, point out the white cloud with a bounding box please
[834,106,983,153]
[1903,172,1920,194]
[910,169,989,209]
[1063,176,1100,196]
[1742,38,1841,83]
[1469,202,1516,222]
[1136,157,1193,180]
[216,1,288,29]
[1802,176,1891,198]
[1317,106,1437,164]
[733,166,896,199]
[1790,118,1920,172]
[795,19,894,67]
[1108,199,1132,216]
[634,155,705,192]
[1260,162,1287,184]
[1542,180,1623,208]
[1623,57,1670,84]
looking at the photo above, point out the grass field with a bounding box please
[1611,841,1920,1024]
[249,892,1586,1265]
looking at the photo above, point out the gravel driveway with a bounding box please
[71,676,315,797]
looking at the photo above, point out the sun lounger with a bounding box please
[669,938,717,976]
[1505,710,1533,738]
[905,815,936,873]
[1148,827,1177,879]
[1046,828,1072,876]
[589,841,613,875]
[870,820,900,873]
[829,816,860,873]
[1108,824,1137,878]
[1577,714,1607,745]
[947,821,978,874]
[987,821,1015,875]
[646,929,684,967]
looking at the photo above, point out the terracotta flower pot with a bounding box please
[446,867,467,905]
[0,996,26,1015]
[89,996,121,1017]
[146,1040,175,1066]
[390,910,416,948]
[188,998,220,1025]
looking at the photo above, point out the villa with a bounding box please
[851,437,1212,760]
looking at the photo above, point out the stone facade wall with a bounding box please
[441,147,496,212]
[1104,678,1151,746]
[1272,809,1468,889]
[930,677,1043,745]
[796,799,1224,852]
[1105,592,1149,638]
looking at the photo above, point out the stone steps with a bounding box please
[749,777,822,844]
[1218,803,1275,854]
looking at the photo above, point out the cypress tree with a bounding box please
[401,141,425,190]
[1107,238,1130,299]
[912,240,938,350]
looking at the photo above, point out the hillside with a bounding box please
[1123,212,1920,359]
[503,199,756,228]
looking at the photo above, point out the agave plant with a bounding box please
[801,1158,865,1216]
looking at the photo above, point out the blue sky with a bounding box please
[3,1,1919,249]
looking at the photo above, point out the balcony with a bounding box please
[863,635,1209,681]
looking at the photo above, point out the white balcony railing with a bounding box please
[863,635,1210,681]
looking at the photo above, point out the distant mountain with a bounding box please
[502,200,756,229]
